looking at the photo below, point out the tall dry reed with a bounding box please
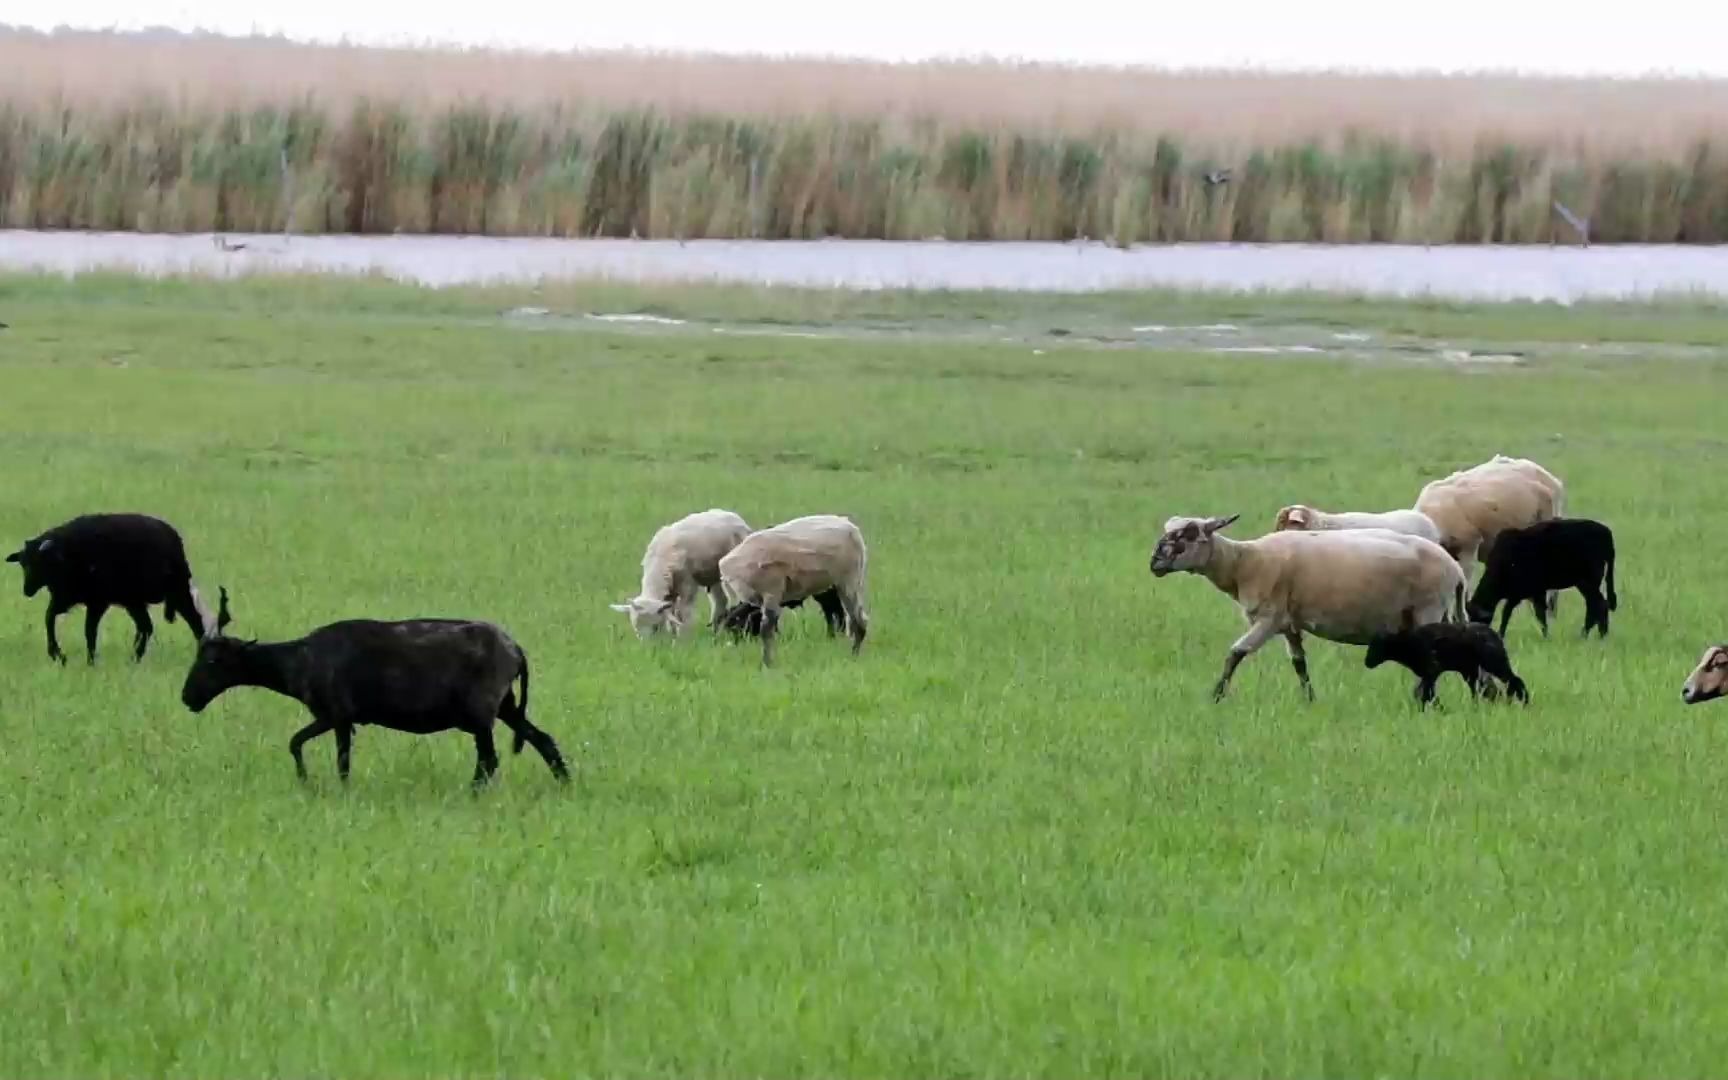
[3,28,1728,242]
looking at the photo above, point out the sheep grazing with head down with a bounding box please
[718,514,870,667]
[1272,505,1443,545]
[1149,514,1465,702]
[610,508,752,638]
[1364,608,1529,708]
[7,512,217,665]
[1682,645,1728,705]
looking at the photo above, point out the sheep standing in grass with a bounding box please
[610,508,752,638]
[1273,505,1443,544]
[6,512,216,664]
[1364,610,1529,708]
[1149,514,1465,702]
[718,514,869,667]
[181,589,570,790]
[1682,646,1728,704]
[1414,454,1565,588]
[1466,517,1617,639]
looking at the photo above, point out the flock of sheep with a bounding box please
[5,454,1725,789]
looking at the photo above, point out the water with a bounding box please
[4,230,1728,302]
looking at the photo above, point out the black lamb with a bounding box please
[6,512,214,664]
[1466,517,1617,638]
[1365,611,1529,708]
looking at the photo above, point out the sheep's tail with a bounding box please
[509,650,531,754]
[1606,546,1618,612]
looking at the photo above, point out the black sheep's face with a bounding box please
[181,638,247,713]
[5,541,46,597]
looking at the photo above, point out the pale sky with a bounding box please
[8,0,1728,77]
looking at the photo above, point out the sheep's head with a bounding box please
[1150,514,1239,577]
[1364,608,1420,669]
[1682,645,1728,705]
[5,536,51,597]
[1273,505,1315,531]
[609,596,683,639]
[182,587,243,713]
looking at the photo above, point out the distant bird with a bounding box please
[1203,169,1233,187]
[212,235,247,253]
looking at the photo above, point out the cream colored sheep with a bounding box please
[1149,514,1465,702]
[1272,505,1442,544]
[1413,454,1565,580]
[610,508,752,638]
[1682,645,1728,705]
[718,513,869,667]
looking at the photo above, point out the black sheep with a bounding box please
[6,512,214,664]
[1466,517,1617,638]
[180,589,570,790]
[1364,612,1529,708]
[720,588,847,640]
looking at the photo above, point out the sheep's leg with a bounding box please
[500,710,571,782]
[1212,620,1278,702]
[334,725,353,782]
[1580,584,1608,639]
[470,724,500,790]
[759,603,783,667]
[123,603,154,661]
[44,596,71,665]
[83,603,109,665]
[1528,595,1551,639]
[1417,676,1439,709]
[1496,600,1515,639]
[1281,629,1316,702]
[839,589,868,656]
[706,583,730,631]
[288,717,335,781]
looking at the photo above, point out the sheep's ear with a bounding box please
[216,586,232,633]
[1204,513,1240,534]
[609,603,633,614]
[3,549,19,563]
[652,599,674,614]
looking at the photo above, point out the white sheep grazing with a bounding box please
[718,513,869,667]
[1149,514,1466,702]
[1272,504,1443,545]
[610,508,752,638]
[1414,454,1566,607]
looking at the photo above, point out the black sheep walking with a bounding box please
[1365,611,1530,708]
[6,512,214,664]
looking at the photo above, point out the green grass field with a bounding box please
[3,272,1727,1077]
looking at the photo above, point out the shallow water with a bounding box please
[4,230,1728,301]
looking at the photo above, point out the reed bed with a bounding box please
[4,29,1728,242]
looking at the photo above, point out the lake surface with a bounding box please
[4,230,1727,302]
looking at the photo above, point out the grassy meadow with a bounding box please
[3,271,1728,1076]
[5,30,1728,242]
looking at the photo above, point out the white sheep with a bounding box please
[1414,454,1565,610]
[610,508,752,638]
[1272,504,1443,544]
[718,513,869,666]
[1149,513,1466,702]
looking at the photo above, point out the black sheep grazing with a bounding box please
[1466,517,1618,639]
[6,512,213,664]
[180,590,570,790]
[720,588,847,640]
[1364,613,1529,708]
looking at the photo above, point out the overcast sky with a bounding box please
[9,0,1728,77]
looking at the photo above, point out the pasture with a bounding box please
[3,272,1727,1076]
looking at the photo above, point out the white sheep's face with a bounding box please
[1149,514,1239,577]
[1682,645,1728,705]
[609,597,683,639]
